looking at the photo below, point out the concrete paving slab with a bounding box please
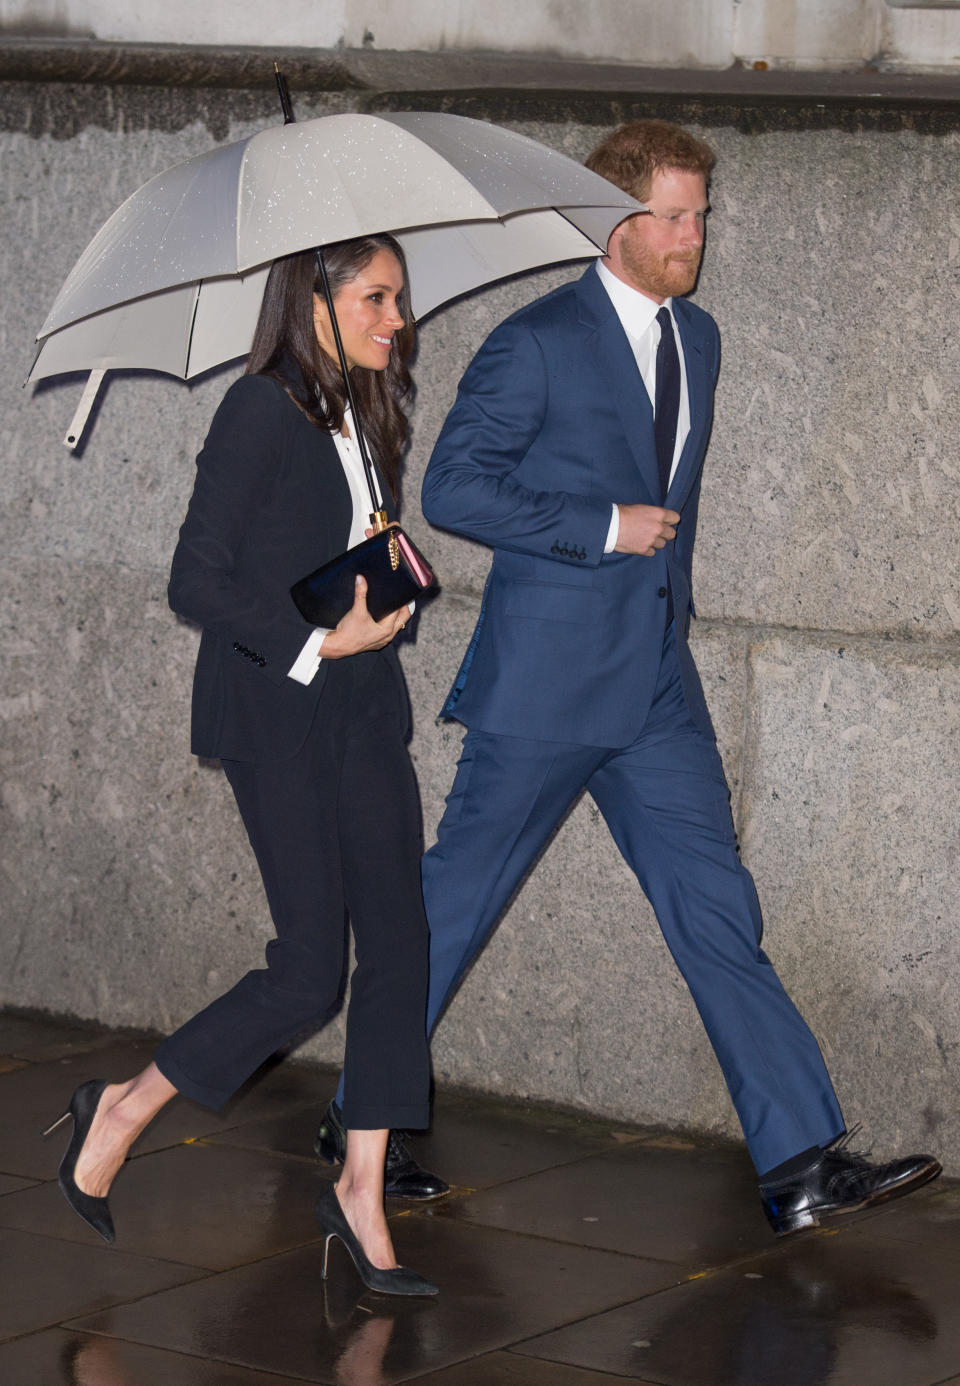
[0,1141,332,1268]
[0,1328,307,1385]
[69,1219,672,1383]
[0,1226,204,1342]
[515,1220,960,1386]
[439,1138,771,1270]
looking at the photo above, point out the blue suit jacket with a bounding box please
[421,264,720,748]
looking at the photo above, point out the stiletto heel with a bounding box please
[313,1184,438,1297]
[41,1111,72,1137]
[44,1079,116,1244]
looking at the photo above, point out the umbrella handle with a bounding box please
[63,370,105,451]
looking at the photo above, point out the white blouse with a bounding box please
[287,408,396,686]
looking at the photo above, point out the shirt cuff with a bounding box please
[604,505,620,554]
[288,627,329,685]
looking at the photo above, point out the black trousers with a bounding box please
[155,650,430,1130]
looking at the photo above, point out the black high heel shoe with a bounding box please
[42,1079,116,1244]
[314,1184,438,1297]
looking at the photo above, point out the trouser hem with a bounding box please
[339,1101,430,1131]
[154,1050,232,1112]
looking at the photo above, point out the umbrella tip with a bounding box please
[273,63,296,125]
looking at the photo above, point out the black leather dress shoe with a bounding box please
[760,1132,941,1237]
[314,1101,450,1201]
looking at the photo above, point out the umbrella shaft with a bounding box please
[314,249,381,518]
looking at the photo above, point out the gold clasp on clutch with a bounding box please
[370,512,400,569]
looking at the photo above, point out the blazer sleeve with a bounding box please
[168,375,316,688]
[421,319,612,565]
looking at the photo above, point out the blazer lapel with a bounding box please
[666,303,709,512]
[575,268,662,505]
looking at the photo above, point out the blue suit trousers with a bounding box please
[429,624,844,1173]
[340,627,844,1171]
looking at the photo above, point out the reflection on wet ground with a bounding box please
[1,1010,957,1385]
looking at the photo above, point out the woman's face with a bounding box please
[313,247,406,373]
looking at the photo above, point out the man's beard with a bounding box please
[621,241,702,300]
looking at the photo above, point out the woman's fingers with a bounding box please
[327,581,406,656]
[351,574,370,613]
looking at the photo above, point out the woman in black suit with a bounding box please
[45,236,436,1296]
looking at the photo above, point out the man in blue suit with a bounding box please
[318,120,938,1232]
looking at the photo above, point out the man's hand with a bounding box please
[615,504,680,556]
[319,576,407,659]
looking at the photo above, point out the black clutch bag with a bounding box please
[291,525,437,628]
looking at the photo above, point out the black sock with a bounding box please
[759,1145,822,1183]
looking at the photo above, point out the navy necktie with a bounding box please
[654,306,680,504]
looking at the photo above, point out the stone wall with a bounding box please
[4,1,960,71]
[2,66,957,1169]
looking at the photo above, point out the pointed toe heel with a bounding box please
[43,1079,116,1244]
[314,1185,438,1297]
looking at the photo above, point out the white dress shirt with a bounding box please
[595,259,691,551]
[287,408,385,686]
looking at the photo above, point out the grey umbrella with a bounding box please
[28,111,642,445]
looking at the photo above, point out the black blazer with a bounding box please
[169,373,400,763]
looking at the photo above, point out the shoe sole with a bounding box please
[384,1186,450,1202]
[770,1159,942,1237]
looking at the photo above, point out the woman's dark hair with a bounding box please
[246,234,415,499]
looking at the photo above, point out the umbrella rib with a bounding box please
[554,206,606,252]
[183,281,204,378]
[236,146,245,275]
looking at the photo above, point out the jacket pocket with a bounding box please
[504,581,603,625]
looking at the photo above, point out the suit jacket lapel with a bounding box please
[666,302,709,512]
[576,270,662,503]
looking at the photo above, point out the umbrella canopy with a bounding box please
[29,211,622,382]
[29,112,642,442]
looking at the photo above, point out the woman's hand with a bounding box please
[318,575,407,659]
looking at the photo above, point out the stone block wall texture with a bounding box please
[5,1,960,70]
[1,74,958,1169]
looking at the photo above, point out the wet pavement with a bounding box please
[1,1010,958,1385]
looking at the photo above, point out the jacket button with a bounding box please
[550,543,560,554]
[658,586,667,598]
